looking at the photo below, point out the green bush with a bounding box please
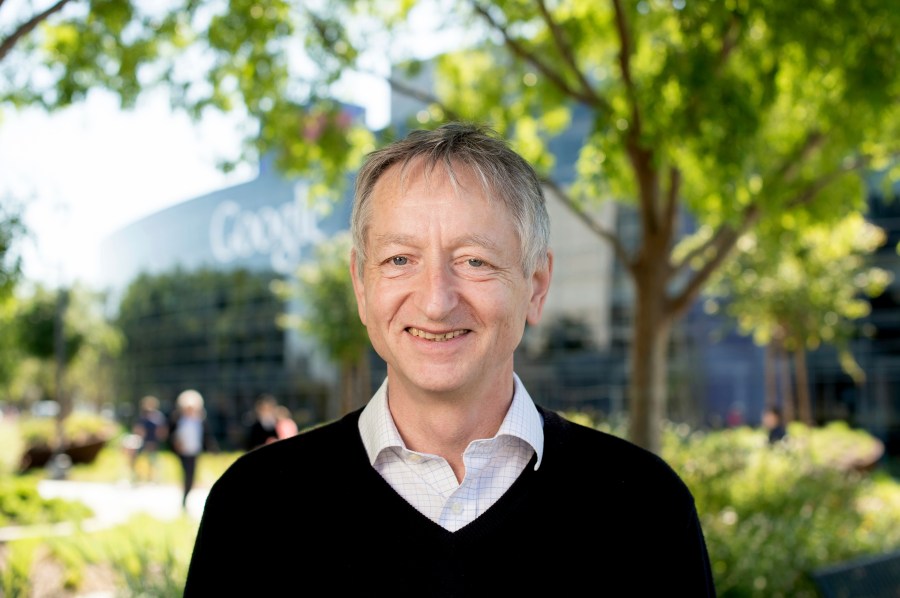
[664,423,900,597]
[2,515,198,597]
[16,411,122,452]
[0,476,93,527]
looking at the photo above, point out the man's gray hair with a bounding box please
[350,122,551,276]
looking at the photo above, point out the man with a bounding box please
[184,122,716,596]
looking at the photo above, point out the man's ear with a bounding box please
[349,248,367,326]
[526,250,553,326]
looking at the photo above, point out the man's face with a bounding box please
[350,160,552,401]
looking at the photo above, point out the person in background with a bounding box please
[763,406,787,443]
[169,389,211,509]
[274,405,299,440]
[244,393,279,451]
[130,395,168,483]
[184,122,716,596]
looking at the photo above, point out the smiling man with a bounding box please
[184,123,716,597]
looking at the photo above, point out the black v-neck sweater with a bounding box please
[184,407,716,596]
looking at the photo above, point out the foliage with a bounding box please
[62,411,122,445]
[0,200,27,394]
[702,213,893,381]
[273,232,369,368]
[0,198,26,301]
[14,285,83,363]
[0,537,39,597]
[16,411,121,450]
[584,415,900,597]
[1,515,199,598]
[0,475,92,527]
[0,418,24,476]
[2,283,124,413]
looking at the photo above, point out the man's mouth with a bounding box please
[407,327,469,342]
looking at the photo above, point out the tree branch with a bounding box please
[775,130,826,183]
[541,177,633,270]
[669,204,761,317]
[716,13,741,73]
[0,0,75,62]
[611,0,659,235]
[534,0,605,109]
[469,0,601,107]
[785,154,869,210]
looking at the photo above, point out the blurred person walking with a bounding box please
[244,393,279,450]
[169,389,212,509]
[130,395,168,483]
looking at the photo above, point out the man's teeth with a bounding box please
[408,328,467,342]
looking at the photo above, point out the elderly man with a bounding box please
[184,122,716,596]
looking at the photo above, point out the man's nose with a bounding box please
[420,262,459,320]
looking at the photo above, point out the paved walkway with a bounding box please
[0,479,210,542]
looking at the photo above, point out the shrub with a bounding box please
[0,476,93,527]
[2,515,198,597]
[17,411,122,452]
[663,423,900,597]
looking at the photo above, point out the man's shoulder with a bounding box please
[215,412,363,485]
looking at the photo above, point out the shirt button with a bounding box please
[450,501,463,515]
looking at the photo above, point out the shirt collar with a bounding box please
[358,373,545,470]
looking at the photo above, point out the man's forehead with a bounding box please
[379,155,486,196]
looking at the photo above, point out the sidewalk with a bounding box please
[0,479,209,542]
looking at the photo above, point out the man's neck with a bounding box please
[385,375,515,482]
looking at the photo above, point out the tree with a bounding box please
[5,282,124,411]
[703,213,892,424]
[8,1,900,453]
[272,232,371,418]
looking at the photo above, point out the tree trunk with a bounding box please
[628,274,673,455]
[764,343,778,411]
[794,347,812,424]
[778,342,795,423]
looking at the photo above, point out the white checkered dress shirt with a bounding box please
[358,373,544,532]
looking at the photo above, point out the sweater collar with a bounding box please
[358,373,545,470]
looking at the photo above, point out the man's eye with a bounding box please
[391,256,408,266]
[467,259,485,267]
